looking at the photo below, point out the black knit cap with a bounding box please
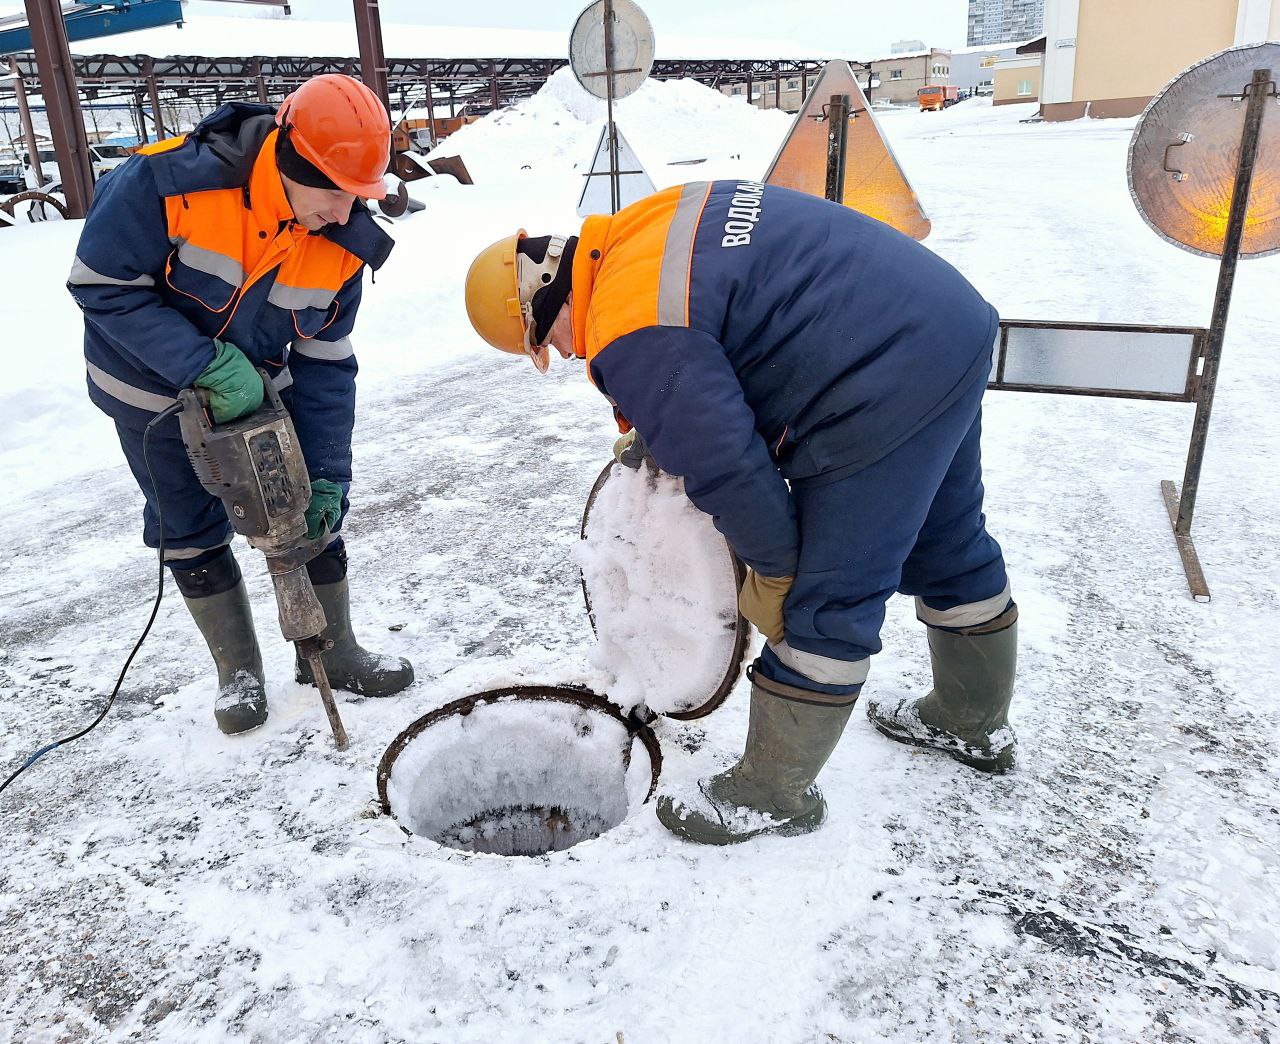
[519,235,578,346]
[276,129,340,191]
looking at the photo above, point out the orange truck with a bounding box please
[918,85,958,111]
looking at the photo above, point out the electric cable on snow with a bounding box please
[0,401,184,798]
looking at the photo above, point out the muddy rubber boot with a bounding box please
[174,551,268,736]
[295,577,414,697]
[866,604,1018,773]
[657,678,856,845]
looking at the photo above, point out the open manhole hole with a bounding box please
[578,457,749,720]
[377,686,661,857]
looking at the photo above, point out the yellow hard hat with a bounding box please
[464,231,570,373]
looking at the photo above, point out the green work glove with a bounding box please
[305,479,343,541]
[738,571,795,644]
[194,340,264,424]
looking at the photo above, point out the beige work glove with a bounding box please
[613,430,637,462]
[738,571,795,644]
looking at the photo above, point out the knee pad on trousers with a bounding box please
[305,543,347,585]
[172,545,241,599]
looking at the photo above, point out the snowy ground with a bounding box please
[2,74,1279,1043]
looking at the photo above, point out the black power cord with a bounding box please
[0,401,185,797]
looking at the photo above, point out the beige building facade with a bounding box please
[723,48,953,112]
[1040,0,1280,119]
[993,56,1043,105]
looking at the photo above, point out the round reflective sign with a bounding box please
[1128,43,1280,259]
[569,0,655,102]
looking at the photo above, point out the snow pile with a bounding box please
[576,462,743,716]
[426,66,792,188]
[384,693,654,856]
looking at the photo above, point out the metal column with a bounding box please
[23,0,94,217]
[424,64,437,147]
[8,56,44,186]
[146,65,165,139]
[352,0,390,117]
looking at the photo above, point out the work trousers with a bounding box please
[756,375,1010,700]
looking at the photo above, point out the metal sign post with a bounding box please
[1128,43,1280,601]
[602,0,619,212]
[1170,67,1270,536]
[569,0,654,216]
[823,93,849,203]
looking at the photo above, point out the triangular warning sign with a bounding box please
[577,123,656,218]
[764,60,931,240]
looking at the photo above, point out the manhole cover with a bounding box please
[377,686,660,857]
[1128,42,1280,258]
[578,459,749,720]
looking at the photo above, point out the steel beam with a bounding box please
[351,0,390,117]
[8,55,43,186]
[23,0,94,217]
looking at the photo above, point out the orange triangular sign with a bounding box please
[764,60,931,240]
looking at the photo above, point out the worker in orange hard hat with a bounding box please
[69,74,413,738]
[275,73,393,207]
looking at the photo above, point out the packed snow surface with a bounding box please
[577,462,743,716]
[3,70,1280,1043]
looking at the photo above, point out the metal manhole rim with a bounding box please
[375,683,663,818]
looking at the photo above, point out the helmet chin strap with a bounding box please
[517,234,570,373]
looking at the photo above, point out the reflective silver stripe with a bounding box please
[268,283,336,310]
[69,256,155,288]
[768,640,871,686]
[171,238,244,286]
[291,336,353,362]
[163,536,232,563]
[916,581,1013,629]
[656,182,709,327]
[86,361,177,413]
[272,367,293,392]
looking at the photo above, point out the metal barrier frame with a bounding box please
[988,319,1213,601]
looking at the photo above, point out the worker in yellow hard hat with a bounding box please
[465,181,1015,846]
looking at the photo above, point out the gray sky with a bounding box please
[216,1,970,56]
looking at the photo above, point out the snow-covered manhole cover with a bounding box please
[577,459,749,719]
[376,687,661,857]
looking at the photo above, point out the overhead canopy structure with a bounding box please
[0,16,830,122]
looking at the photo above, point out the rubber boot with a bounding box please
[295,570,414,698]
[174,551,268,736]
[866,604,1018,773]
[657,677,856,845]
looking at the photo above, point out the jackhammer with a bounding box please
[177,374,349,750]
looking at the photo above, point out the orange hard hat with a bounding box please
[276,74,390,199]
